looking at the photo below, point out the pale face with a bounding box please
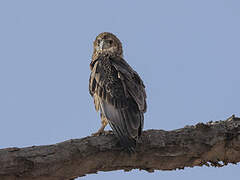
[93,32,123,57]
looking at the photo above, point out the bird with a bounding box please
[89,32,147,152]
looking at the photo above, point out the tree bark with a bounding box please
[0,115,240,180]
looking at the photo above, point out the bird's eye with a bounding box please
[109,40,113,45]
[97,40,101,44]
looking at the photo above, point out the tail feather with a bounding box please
[100,99,143,152]
[109,122,136,152]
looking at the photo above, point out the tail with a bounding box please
[100,99,144,153]
[109,122,137,153]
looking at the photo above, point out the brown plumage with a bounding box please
[89,32,147,152]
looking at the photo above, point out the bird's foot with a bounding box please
[92,130,105,136]
[92,130,112,136]
[103,130,113,135]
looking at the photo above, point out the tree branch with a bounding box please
[1,115,240,180]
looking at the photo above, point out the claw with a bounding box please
[92,131,104,136]
[92,130,113,136]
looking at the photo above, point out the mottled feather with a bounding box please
[89,32,147,151]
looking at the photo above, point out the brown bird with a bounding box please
[89,32,147,151]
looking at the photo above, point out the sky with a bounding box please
[0,0,240,179]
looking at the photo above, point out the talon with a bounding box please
[104,130,113,135]
[92,131,103,136]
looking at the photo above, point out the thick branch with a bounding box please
[1,115,240,180]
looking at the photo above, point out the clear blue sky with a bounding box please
[0,0,239,179]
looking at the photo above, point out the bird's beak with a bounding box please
[99,40,104,51]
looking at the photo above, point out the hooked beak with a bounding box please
[99,40,104,51]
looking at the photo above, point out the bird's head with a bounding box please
[92,32,123,60]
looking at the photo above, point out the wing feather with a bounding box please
[111,57,147,112]
[89,55,146,151]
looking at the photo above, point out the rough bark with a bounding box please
[0,115,240,180]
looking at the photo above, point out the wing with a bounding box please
[89,56,146,151]
[89,57,128,111]
[111,56,147,113]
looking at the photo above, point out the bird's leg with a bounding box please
[92,115,108,136]
[92,123,107,136]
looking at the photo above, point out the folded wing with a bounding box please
[89,56,147,151]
